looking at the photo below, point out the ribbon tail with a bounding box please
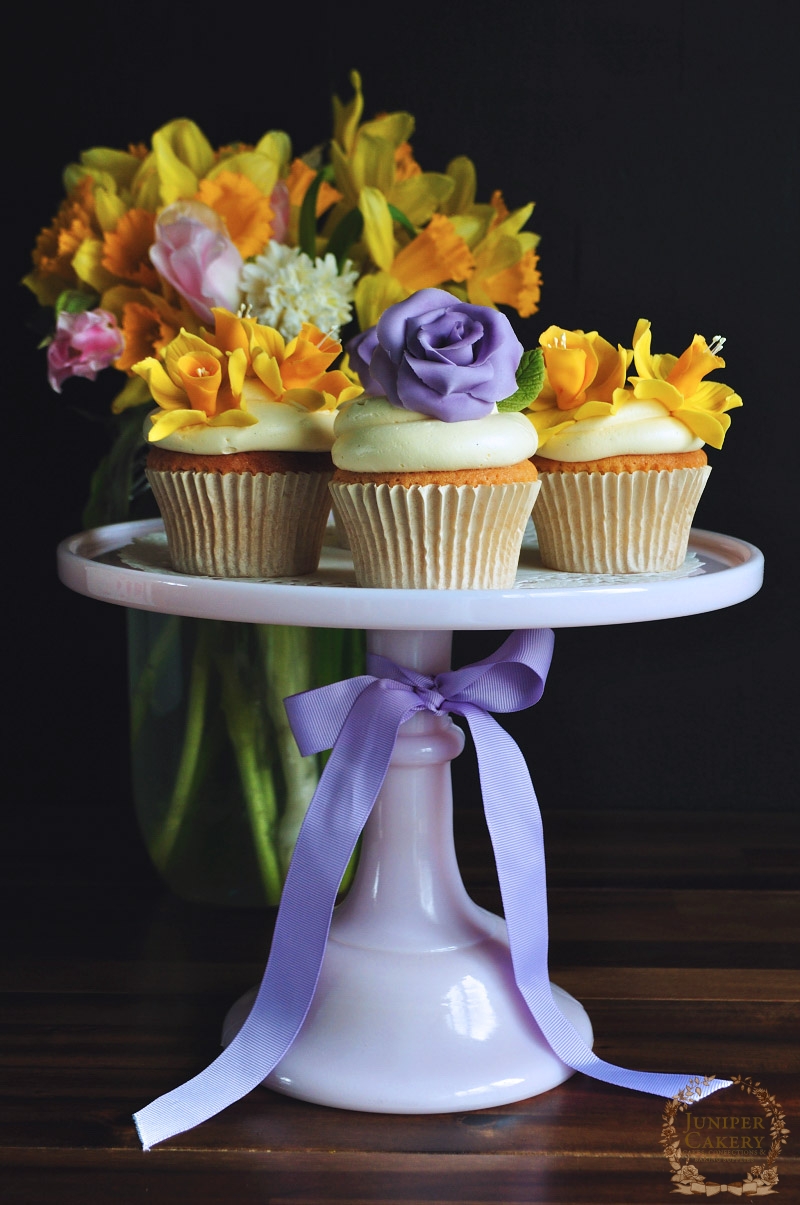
[464,706,731,1102]
[133,682,415,1150]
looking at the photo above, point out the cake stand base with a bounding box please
[221,627,592,1114]
[222,909,592,1113]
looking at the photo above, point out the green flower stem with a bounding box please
[216,636,283,905]
[149,622,212,872]
[129,614,182,745]
[258,625,322,876]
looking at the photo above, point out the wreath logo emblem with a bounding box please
[661,1075,789,1196]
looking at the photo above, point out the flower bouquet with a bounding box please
[24,69,542,906]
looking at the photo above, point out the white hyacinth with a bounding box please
[239,243,358,341]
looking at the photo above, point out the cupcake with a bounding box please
[133,309,362,578]
[525,319,742,574]
[329,288,542,589]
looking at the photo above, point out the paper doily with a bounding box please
[117,520,704,590]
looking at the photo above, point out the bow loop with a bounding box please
[437,629,554,713]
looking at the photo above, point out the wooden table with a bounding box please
[2,798,797,1204]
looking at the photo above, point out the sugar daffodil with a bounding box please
[627,319,742,448]
[526,320,742,451]
[132,327,256,442]
[204,308,363,413]
[134,309,363,443]
[526,325,634,447]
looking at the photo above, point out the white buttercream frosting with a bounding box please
[146,382,336,455]
[331,396,538,472]
[538,400,703,461]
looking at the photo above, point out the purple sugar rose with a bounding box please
[346,324,381,394]
[47,308,125,393]
[361,288,523,421]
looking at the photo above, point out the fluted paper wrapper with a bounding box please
[329,480,540,589]
[147,468,332,578]
[533,466,711,574]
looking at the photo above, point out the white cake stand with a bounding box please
[57,520,763,1114]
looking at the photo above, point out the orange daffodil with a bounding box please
[133,308,362,443]
[527,321,741,450]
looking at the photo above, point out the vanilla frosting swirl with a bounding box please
[332,395,538,472]
[535,400,703,461]
[146,382,336,455]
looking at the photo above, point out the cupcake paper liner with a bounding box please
[329,480,540,589]
[147,467,333,578]
[532,465,711,574]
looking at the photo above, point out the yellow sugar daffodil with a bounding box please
[205,309,363,412]
[537,325,632,410]
[132,327,255,441]
[627,320,742,448]
[525,325,634,447]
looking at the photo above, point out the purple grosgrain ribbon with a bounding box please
[133,628,730,1150]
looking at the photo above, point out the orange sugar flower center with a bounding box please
[176,351,223,414]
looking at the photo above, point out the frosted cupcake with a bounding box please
[330,288,542,589]
[133,309,362,578]
[525,319,742,574]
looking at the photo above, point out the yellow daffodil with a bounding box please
[147,119,216,208]
[627,320,742,448]
[465,200,541,317]
[353,272,407,331]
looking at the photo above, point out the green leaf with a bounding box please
[497,347,545,412]
[55,289,99,318]
[298,171,324,260]
[325,207,364,270]
[388,204,417,240]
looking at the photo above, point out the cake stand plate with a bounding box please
[57,518,764,630]
[57,521,763,1114]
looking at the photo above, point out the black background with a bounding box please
[5,1,797,879]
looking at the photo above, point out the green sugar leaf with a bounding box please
[497,347,545,412]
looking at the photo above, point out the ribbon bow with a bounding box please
[134,629,729,1150]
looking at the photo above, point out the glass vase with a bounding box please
[126,611,365,907]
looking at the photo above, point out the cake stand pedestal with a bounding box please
[57,521,763,1114]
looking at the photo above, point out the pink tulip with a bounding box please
[47,308,125,393]
[149,201,244,325]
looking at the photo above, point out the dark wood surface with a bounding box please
[2,803,798,1205]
